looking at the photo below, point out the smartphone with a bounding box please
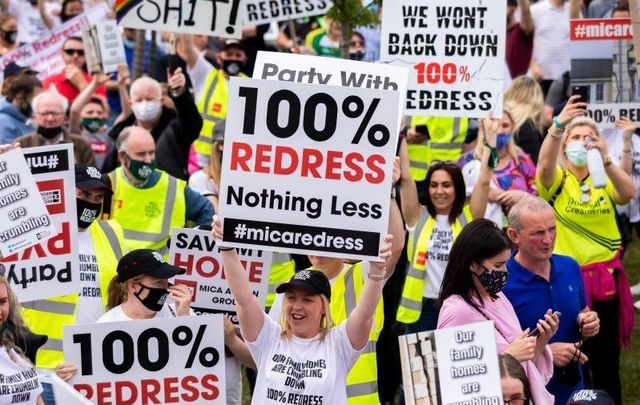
[167,35,180,76]
[527,310,562,337]
[415,124,430,140]
[571,86,590,104]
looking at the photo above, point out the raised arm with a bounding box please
[469,117,497,219]
[346,235,392,350]
[590,137,635,204]
[615,117,635,176]
[70,72,110,133]
[386,158,406,277]
[569,0,581,19]
[519,0,533,35]
[398,136,421,227]
[177,34,199,70]
[37,0,54,30]
[213,216,265,342]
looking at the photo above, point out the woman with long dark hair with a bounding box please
[438,219,558,404]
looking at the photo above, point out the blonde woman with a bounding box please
[189,136,223,211]
[504,76,545,162]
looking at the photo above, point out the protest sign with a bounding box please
[380,0,506,117]
[83,20,126,74]
[115,0,242,38]
[244,0,332,25]
[253,51,409,131]
[435,321,502,405]
[218,78,399,261]
[0,149,56,257]
[0,4,109,82]
[570,18,639,129]
[63,314,226,404]
[1,144,79,303]
[398,330,440,404]
[169,227,271,322]
[39,374,93,405]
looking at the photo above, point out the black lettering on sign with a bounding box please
[402,6,429,28]
[23,150,69,174]
[133,0,240,33]
[436,6,487,29]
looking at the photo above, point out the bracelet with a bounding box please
[547,126,564,139]
[483,140,498,169]
[368,273,387,281]
[604,155,613,167]
[553,116,565,129]
[219,246,235,252]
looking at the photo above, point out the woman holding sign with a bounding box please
[396,116,498,332]
[438,219,558,404]
[213,216,393,405]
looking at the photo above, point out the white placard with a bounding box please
[219,78,399,261]
[117,0,242,38]
[0,4,109,82]
[380,0,506,117]
[0,149,56,257]
[169,227,272,322]
[83,20,126,74]
[38,374,93,405]
[587,103,640,129]
[253,51,409,131]
[63,315,226,404]
[1,144,79,303]
[244,0,332,25]
[434,321,502,404]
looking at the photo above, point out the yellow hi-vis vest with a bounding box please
[331,262,384,404]
[22,220,125,368]
[407,116,468,181]
[396,207,471,324]
[109,168,186,257]
[265,252,296,309]
[194,68,247,161]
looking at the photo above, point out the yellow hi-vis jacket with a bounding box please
[194,68,247,162]
[396,207,471,324]
[331,262,384,404]
[408,116,468,181]
[109,168,186,257]
[265,252,296,309]
[22,220,126,368]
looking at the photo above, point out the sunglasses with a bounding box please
[63,48,85,56]
[579,182,591,203]
[349,40,364,47]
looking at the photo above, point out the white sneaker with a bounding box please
[635,300,640,311]
[630,283,640,296]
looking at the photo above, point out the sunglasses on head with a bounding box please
[429,160,458,169]
[579,182,591,203]
[63,48,85,56]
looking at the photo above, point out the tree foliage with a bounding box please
[326,0,382,58]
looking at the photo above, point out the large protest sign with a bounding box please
[219,78,399,261]
[83,20,126,74]
[244,0,332,25]
[1,144,79,303]
[115,0,242,38]
[0,149,56,257]
[570,18,640,129]
[169,228,271,322]
[0,4,109,82]
[380,0,506,117]
[253,51,409,131]
[63,314,226,404]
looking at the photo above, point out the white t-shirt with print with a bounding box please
[0,347,42,405]
[247,313,361,405]
[423,215,453,299]
[8,0,59,44]
[76,229,104,324]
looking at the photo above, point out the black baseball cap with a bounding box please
[116,249,186,282]
[567,390,614,405]
[75,164,111,191]
[276,270,331,301]
[3,62,37,78]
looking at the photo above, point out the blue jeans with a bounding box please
[406,298,441,334]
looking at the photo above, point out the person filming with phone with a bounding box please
[535,96,635,404]
[504,196,600,404]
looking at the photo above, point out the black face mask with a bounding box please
[76,198,101,229]
[222,59,243,76]
[37,126,63,140]
[349,50,365,61]
[1,30,17,44]
[18,103,32,118]
[134,283,169,312]
[476,265,508,296]
[61,14,80,23]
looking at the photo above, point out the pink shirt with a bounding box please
[438,293,555,404]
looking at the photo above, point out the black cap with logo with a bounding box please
[75,164,111,191]
[276,270,331,301]
[116,249,186,283]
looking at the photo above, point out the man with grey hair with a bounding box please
[503,195,600,404]
[16,89,95,165]
[103,126,213,256]
[104,69,202,180]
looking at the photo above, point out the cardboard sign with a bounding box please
[0,149,56,257]
[0,4,110,82]
[63,315,226,404]
[380,0,506,117]
[244,0,332,25]
[253,51,409,131]
[586,103,640,129]
[169,227,271,322]
[83,20,126,74]
[219,78,399,261]
[116,0,242,38]
[1,145,79,303]
[434,321,502,405]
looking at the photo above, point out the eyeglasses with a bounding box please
[579,182,591,203]
[63,48,85,56]
[36,111,64,118]
[503,398,526,405]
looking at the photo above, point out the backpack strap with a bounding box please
[549,170,567,207]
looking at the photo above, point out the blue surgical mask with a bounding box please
[496,132,512,149]
[566,141,588,167]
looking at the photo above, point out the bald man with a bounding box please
[104,70,202,180]
[103,126,213,256]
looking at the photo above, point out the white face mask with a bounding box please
[132,100,162,122]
